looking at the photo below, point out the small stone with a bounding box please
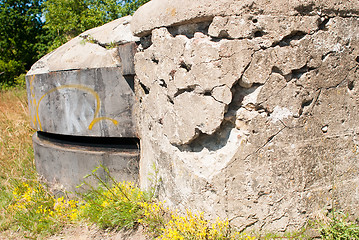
[321,125,328,133]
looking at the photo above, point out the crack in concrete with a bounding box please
[271,31,308,48]
[139,81,150,94]
[277,119,305,130]
[225,125,286,170]
[173,85,197,98]
[294,4,359,17]
[322,65,358,92]
[307,89,322,115]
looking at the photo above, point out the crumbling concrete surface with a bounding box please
[133,0,359,232]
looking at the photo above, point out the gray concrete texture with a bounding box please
[26,68,136,137]
[134,0,359,232]
[33,132,139,193]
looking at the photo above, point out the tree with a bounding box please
[43,0,150,51]
[0,0,150,87]
[0,0,46,87]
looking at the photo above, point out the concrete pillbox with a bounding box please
[26,16,140,192]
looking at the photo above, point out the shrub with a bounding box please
[0,60,25,89]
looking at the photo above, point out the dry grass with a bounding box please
[0,88,35,182]
[0,88,36,236]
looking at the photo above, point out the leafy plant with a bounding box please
[3,180,80,238]
[78,166,147,230]
[138,200,167,238]
[318,211,359,240]
[0,0,151,86]
[0,60,25,89]
[14,73,26,89]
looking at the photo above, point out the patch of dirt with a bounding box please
[0,224,148,240]
[48,224,148,240]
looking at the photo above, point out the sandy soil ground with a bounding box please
[0,224,148,240]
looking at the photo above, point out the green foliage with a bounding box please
[0,0,46,86]
[0,0,150,87]
[79,166,148,230]
[0,60,25,89]
[2,180,79,238]
[43,0,151,51]
[14,73,27,89]
[0,0,44,64]
[319,211,359,240]
[120,0,151,16]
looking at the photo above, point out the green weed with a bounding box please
[2,180,80,238]
[318,211,359,240]
[78,166,148,230]
[80,34,118,49]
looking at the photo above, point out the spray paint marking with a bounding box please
[88,117,118,130]
[29,79,118,131]
[29,75,38,127]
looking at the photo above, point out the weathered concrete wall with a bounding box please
[26,16,140,191]
[27,68,135,137]
[133,0,359,231]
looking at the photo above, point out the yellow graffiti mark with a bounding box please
[29,75,35,97]
[33,84,117,131]
[88,117,118,130]
[28,76,37,127]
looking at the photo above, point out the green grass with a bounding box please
[318,211,359,240]
[78,167,149,230]
[1,87,359,239]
